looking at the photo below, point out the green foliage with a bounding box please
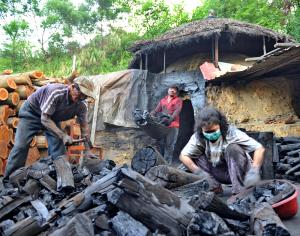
[287,7,300,41]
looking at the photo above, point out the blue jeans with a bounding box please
[3,101,66,182]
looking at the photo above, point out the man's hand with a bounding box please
[244,166,261,187]
[63,135,73,146]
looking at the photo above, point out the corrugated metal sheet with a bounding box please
[208,46,300,84]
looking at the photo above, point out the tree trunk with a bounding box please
[0,105,15,124]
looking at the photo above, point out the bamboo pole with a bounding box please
[0,92,20,106]
[0,78,17,90]
[15,85,35,99]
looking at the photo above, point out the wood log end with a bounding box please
[0,88,9,101]
[2,69,13,75]
[7,78,17,90]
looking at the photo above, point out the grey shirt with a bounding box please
[27,83,88,124]
[181,125,262,166]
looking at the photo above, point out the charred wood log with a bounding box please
[3,216,46,236]
[286,157,300,166]
[171,179,209,199]
[110,211,151,236]
[279,143,300,152]
[53,155,74,192]
[187,210,234,235]
[285,163,300,175]
[131,146,167,175]
[145,165,206,189]
[0,195,32,221]
[49,214,94,236]
[276,163,292,173]
[287,149,300,156]
[189,191,249,221]
[107,169,195,236]
[251,202,290,236]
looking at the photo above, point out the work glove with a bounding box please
[244,166,261,188]
[63,135,73,146]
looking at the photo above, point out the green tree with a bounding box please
[2,19,31,69]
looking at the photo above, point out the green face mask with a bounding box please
[203,129,221,141]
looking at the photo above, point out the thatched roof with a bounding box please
[128,18,293,73]
[130,18,292,53]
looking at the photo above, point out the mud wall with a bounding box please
[207,77,300,137]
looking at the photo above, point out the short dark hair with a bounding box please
[195,106,229,140]
[169,84,179,91]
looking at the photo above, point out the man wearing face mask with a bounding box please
[180,106,265,195]
[151,85,183,164]
[3,77,95,185]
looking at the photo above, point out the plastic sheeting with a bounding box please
[87,69,205,131]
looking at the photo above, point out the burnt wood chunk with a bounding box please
[53,155,74,192]
[276,163,292,173]
[285,163,300,175]
[287,149,300,156]
[110,211,151,236]
[286,157,300,166]
[107,170,195,236]
[171,180,209,199]
[251,202,290,236]
[39,175,59,195]
[131,146,167,175]
[145,165,205,189]
[187,210,234,235]
[279,143,300,152]
[49,214,94,236]
[3,216,46,236]
[189,191,249,221]
[0,195,32,221]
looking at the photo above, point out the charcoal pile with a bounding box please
[275,136,300,182]
[0,154,291,236]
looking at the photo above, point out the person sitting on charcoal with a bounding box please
[150,85,183,164]
[3,77,95,186]
[180,106,265,194]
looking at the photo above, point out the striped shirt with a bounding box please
[27,83,87,124]
[181,125,262,166]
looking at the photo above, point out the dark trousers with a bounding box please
[158,127,179,164]
[3,101,66,182]
[193,144,251,194]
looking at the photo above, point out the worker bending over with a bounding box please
[180,106,265,194]
[3,77,95,185]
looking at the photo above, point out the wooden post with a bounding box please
[214,35,219,68]
[91,84,100,147]
[145,53,148,70]
[163,51,166,74]
[263,36,266,55]
[139,53,143,70]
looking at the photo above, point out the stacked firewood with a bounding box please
[0,70,67,175]
[275,136,300,182]
[0,150,291,236]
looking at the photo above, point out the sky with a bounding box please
[0,0,203,49]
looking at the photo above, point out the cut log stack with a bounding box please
[275,136,300,182]
[0,70,56,175]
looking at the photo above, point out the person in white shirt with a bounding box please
[180,106,265,194]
